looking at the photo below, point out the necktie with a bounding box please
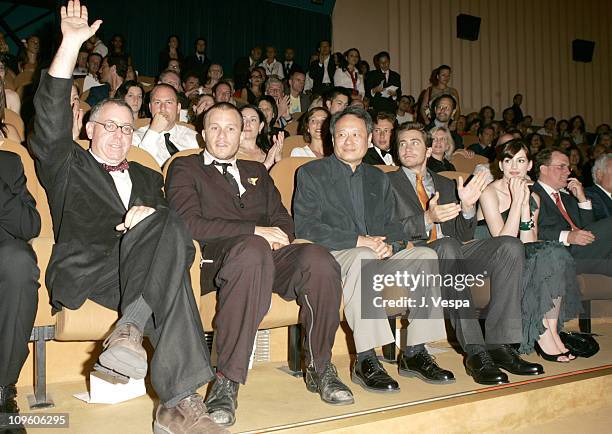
[212,161,241,199]
[164,133,179,156]
[379,149,388,157]
[552,192,578,230]
[416,174,437,242]
[102,160,129,172]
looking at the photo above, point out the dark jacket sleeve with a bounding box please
[586,187,609,221]
[293,165,359,250]
[437,175,475,241]
[166,156,257,241]
[309,60,324,84]
[0,153,41,241]
[29,73,75,192]
[381,174,408,243]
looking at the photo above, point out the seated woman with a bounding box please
[115,80,145,119]
[427,126,457,172]
[240,69,264,104]
[202,63,223,95]
[333,48,365,99]
[291,107,330,158]
[477,140,581,362]
[238,105,283,170]
[158,35,182,74]
[257,95,288,140]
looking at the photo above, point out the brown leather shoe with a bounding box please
[98,323,147,380]
[154,394,230,434]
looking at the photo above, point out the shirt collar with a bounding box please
[203,149,237,166]
[330,153,363,175]
[401,166,429,183]
[595,183,612,199]
[537,180,559,196]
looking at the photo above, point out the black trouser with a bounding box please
[427,236,524,348]
[88,208,214,404]
[571,216,612,276]
[201,235,342,383]
[0,239,39,386]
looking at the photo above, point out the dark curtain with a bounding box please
[85,0,331,77]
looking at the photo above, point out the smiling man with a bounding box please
[294,107,453,394]
[29,2,225,433]
[166,102,352,427]
[132,83,199,166]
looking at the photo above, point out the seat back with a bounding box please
[373,164,399,173]
[462,134,479,147]
[451,153,489,173]
[177,121,196,131]
[284,120,300,136]
[281,135,307,158]
[268,156,315,214]
[134,117,151,129]
[162,148,203,178]
[438,171,470,182]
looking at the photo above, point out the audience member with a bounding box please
[18,35,41,73]
[292,107,330,157]
[260,46,284,79]
[82,52,102,92]
[388,124,541,384]
[240,68,264,104]
[396,95,415,124]
[73,48,89,76]
[0,58,20,114]
[233,45,263,91]
[287,69,310,114]
[478,140,580,362]
[362,111,396,165]
[469,124,496,162]
[425,94,463,148]
[86,54,127,106]
[309,39,335,95]
[510,93,524,123]
[537,117,557,138]
[237,105,282,169]
[166,102,352,427]
[478,106,495,125]
[426,126,456,172]
[31,4,226,432]
[158,35,182,75]
[323,86,351,115]
[294,107,453,393]
[365,51,401,115]
[203,63,224,95]
[89,32,108,58]
[333,48,364,98]
[418,65,460,124]
[585,153,612,220]
[264,76,292,127]
[212,80,233,104]
[184,37,211,83]
[133,83,199,166]
[569,115,587,145]
[115,80,145,119]
[282,47,301,78]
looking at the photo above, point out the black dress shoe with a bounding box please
[465,352,509,385]
[351,356,400,393]
[305,362,354,405]
[488,345,544,376]
[205,375,239,427]
[0,384,19,414]
[398,351,455,384]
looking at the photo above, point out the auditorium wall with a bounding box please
[332,0,612,128]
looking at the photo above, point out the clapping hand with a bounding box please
[458,171,489,210]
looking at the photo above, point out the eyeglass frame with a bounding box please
[92,120,134,135]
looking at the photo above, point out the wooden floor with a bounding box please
[13,322,612,433]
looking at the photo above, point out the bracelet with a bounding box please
[519,219,534,231]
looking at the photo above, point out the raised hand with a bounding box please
[567,177,587,202]
[272,131,284,163]
[425,192,461,224]
[60,0,102,45]
[458,171,489,209]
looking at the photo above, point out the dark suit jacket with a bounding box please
[233,56,254,92]
[29,74,165,312]
[309,57,336,94]
[585,185,612,221]
[165,153,294,246]
[532,181,594,241]
[85,83,110,107]
[387,168,475,244]
[0,151,41,243]
[283,61,303,79]
[183,53,211,83]
[362,147,394,166]
[293,155,406,251]
[365,69,402,115]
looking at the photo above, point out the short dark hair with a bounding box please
[374,111,397,127]
[544,116,556,124]
[88,52,102,62]
[203,102,243,130]
[212,80,232,95]
[106,54,128,79]
[257,95,279,127]
[431,93,457,112]
[323,86,351,105]
[534,147,567,176]
[377,51,390,61]
[289,67,306,79]
[478,124,495,136]
[392,122,430,164]
[329,106,373,137]
[300,107,330,143]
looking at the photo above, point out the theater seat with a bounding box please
[3,109,25,142]
[281,135,307,158]
[451,152,489,173]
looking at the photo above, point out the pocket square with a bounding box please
[248,177,258,186]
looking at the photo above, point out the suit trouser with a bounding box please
[88,208,214,404]
[428,236,524,346]
[201,235,342,383]
[330,247,447,354]
[571,216,612,276]
[0,240,39,385]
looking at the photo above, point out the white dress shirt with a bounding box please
[290,145,317,158]
[320,56,331,84]
[333,68,364,97]
[374,146,395,166]
[396,112,414,124]
[83,73,101,92]
[203,149,246,196]
[260,59,284,79]
[537,180,592,245]
[132,123,200,166]
[89,150,132,209]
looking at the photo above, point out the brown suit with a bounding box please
[166,153,342,383]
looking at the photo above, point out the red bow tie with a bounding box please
[102,160,129,172]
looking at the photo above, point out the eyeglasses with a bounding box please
[93,120,134,135]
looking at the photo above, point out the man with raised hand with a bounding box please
[29,2,227,432]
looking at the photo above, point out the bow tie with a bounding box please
[102,160,129,172]
[379,149,389,157]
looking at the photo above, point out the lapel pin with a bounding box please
[247,177,258,186]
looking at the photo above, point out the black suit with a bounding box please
[29,73,213,403]
[233,56,256,92]
[533,181,612,275]
[309,57,336,96]
[183,53,211,83]
[166,154,342,384]
[362,147,395,166]
[283,61,302,79]
[585,185,612,221]
[85,83,110,107]
[365,69,402,115]
[387,168,524,347]
[0,151,40,386]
